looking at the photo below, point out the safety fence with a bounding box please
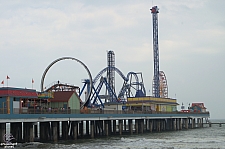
[0,108,210,115]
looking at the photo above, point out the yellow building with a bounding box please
[126,96,179,112]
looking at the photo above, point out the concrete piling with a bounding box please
[3,116,208,143]
[0,123,5,143]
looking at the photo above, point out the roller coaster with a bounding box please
[40,54,147,109]
[81,66,146,108]
[79,50,146,108]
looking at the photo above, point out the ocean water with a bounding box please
[13,119,225,149]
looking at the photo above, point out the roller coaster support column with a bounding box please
[79,79,90,97]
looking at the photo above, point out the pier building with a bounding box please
[0,87,38,114]
[0,86,210,145]
[189,103,207,112]
[50,91,81,113]
[126,96,178,112]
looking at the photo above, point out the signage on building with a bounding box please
[37,91,54,99]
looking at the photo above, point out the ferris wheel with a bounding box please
[152,70,168,98]
[159,71,168,98]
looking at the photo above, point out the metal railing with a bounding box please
[13,108,77,114]
[0,108,210,115]
[87,110,210,115]
[0,108,7,114]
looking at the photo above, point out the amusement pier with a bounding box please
[0,6,210,144]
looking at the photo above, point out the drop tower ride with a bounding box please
[151,6,160,98]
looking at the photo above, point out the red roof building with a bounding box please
[190,102,207,112]
[0,87,38,114]
[50,91,81,111]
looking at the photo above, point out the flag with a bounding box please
[32,79,34,83]
[1,80,3,84]
[6,75,10,79]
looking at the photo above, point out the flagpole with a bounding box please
[1,80,4,87]
[6,75,10,87]
[32,78,34,89]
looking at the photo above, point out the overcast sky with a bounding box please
[0,0,224,119]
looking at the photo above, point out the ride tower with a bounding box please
[106,51,116,102]
[150,6,160,98]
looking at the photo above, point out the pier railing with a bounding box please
[0,108,7,114]
[0,108,210,115]
[86,109,210,115]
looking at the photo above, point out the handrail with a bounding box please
[0,108,210,115]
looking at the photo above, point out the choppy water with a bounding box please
[14,119,225,149]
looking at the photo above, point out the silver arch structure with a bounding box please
[40,57,93,108]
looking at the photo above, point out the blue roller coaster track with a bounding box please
[80,66,146,107]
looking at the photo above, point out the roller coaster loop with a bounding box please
[40,57,93,109]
